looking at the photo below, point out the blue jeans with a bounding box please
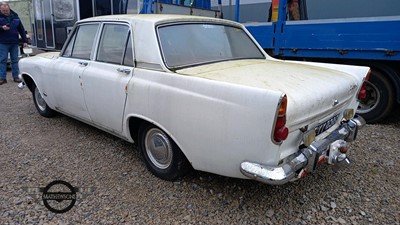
[0,43,20,80]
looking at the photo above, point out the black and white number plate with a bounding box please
[314,114,340,136]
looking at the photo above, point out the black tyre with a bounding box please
[138,123,191,181]
[32,84,56,117]
[357,69,394,123]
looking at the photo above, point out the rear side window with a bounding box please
[123,33,134,66]
[96,24,130,65]
[63,24,99,59]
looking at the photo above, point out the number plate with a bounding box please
[314,114,340,136]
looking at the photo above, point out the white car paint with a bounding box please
[19,14,369,182]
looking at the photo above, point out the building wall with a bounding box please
[7,0,32,34]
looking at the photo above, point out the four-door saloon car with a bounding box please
[19,14,369,185]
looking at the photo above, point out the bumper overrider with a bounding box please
[240,115,366,185]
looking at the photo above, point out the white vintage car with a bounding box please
[19,15,369,185]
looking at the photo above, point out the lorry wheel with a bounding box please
[138,123,191,181]
[32,84,56,118]
[357,69,394,123]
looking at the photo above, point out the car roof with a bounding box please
[78,14,240,27]
[75,14,248,71]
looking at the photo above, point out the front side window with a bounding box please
[62,31,75,57]
[63,24,99,59]
[158,23,265,69]
[97,24,130,64]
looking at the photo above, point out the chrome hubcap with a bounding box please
[145,128,173,169]
[34,87,47,112]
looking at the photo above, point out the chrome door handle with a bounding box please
[117,68,131,74]
[78,61,88,66]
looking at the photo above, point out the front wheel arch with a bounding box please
[21,74,35,93]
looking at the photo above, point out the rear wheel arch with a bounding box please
[128,116,146,144]
[127,116,192,180]
[127,116,187,154]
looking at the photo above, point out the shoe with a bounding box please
[13,78,22,83]
[0,79,7,85]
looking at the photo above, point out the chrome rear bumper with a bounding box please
[240,115,365,185]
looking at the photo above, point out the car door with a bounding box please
[47,23,100,121]
[81,22,134,133]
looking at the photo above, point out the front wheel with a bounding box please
[32,84,56,117]
[138,123,191,181]
[357,69,394,123]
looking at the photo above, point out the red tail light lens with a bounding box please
[273,95,289,143]
[274,126,289,142]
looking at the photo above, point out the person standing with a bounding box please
[0,2,28,85]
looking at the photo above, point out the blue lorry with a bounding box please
[32,0,399,122]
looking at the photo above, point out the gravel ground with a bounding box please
[0,73,399,225]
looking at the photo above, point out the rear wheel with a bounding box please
[32,84,56,117]
[138,123,191,181]
[357,69,394,123]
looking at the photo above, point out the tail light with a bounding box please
[273,94,289,143]
[358,69,371,101]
